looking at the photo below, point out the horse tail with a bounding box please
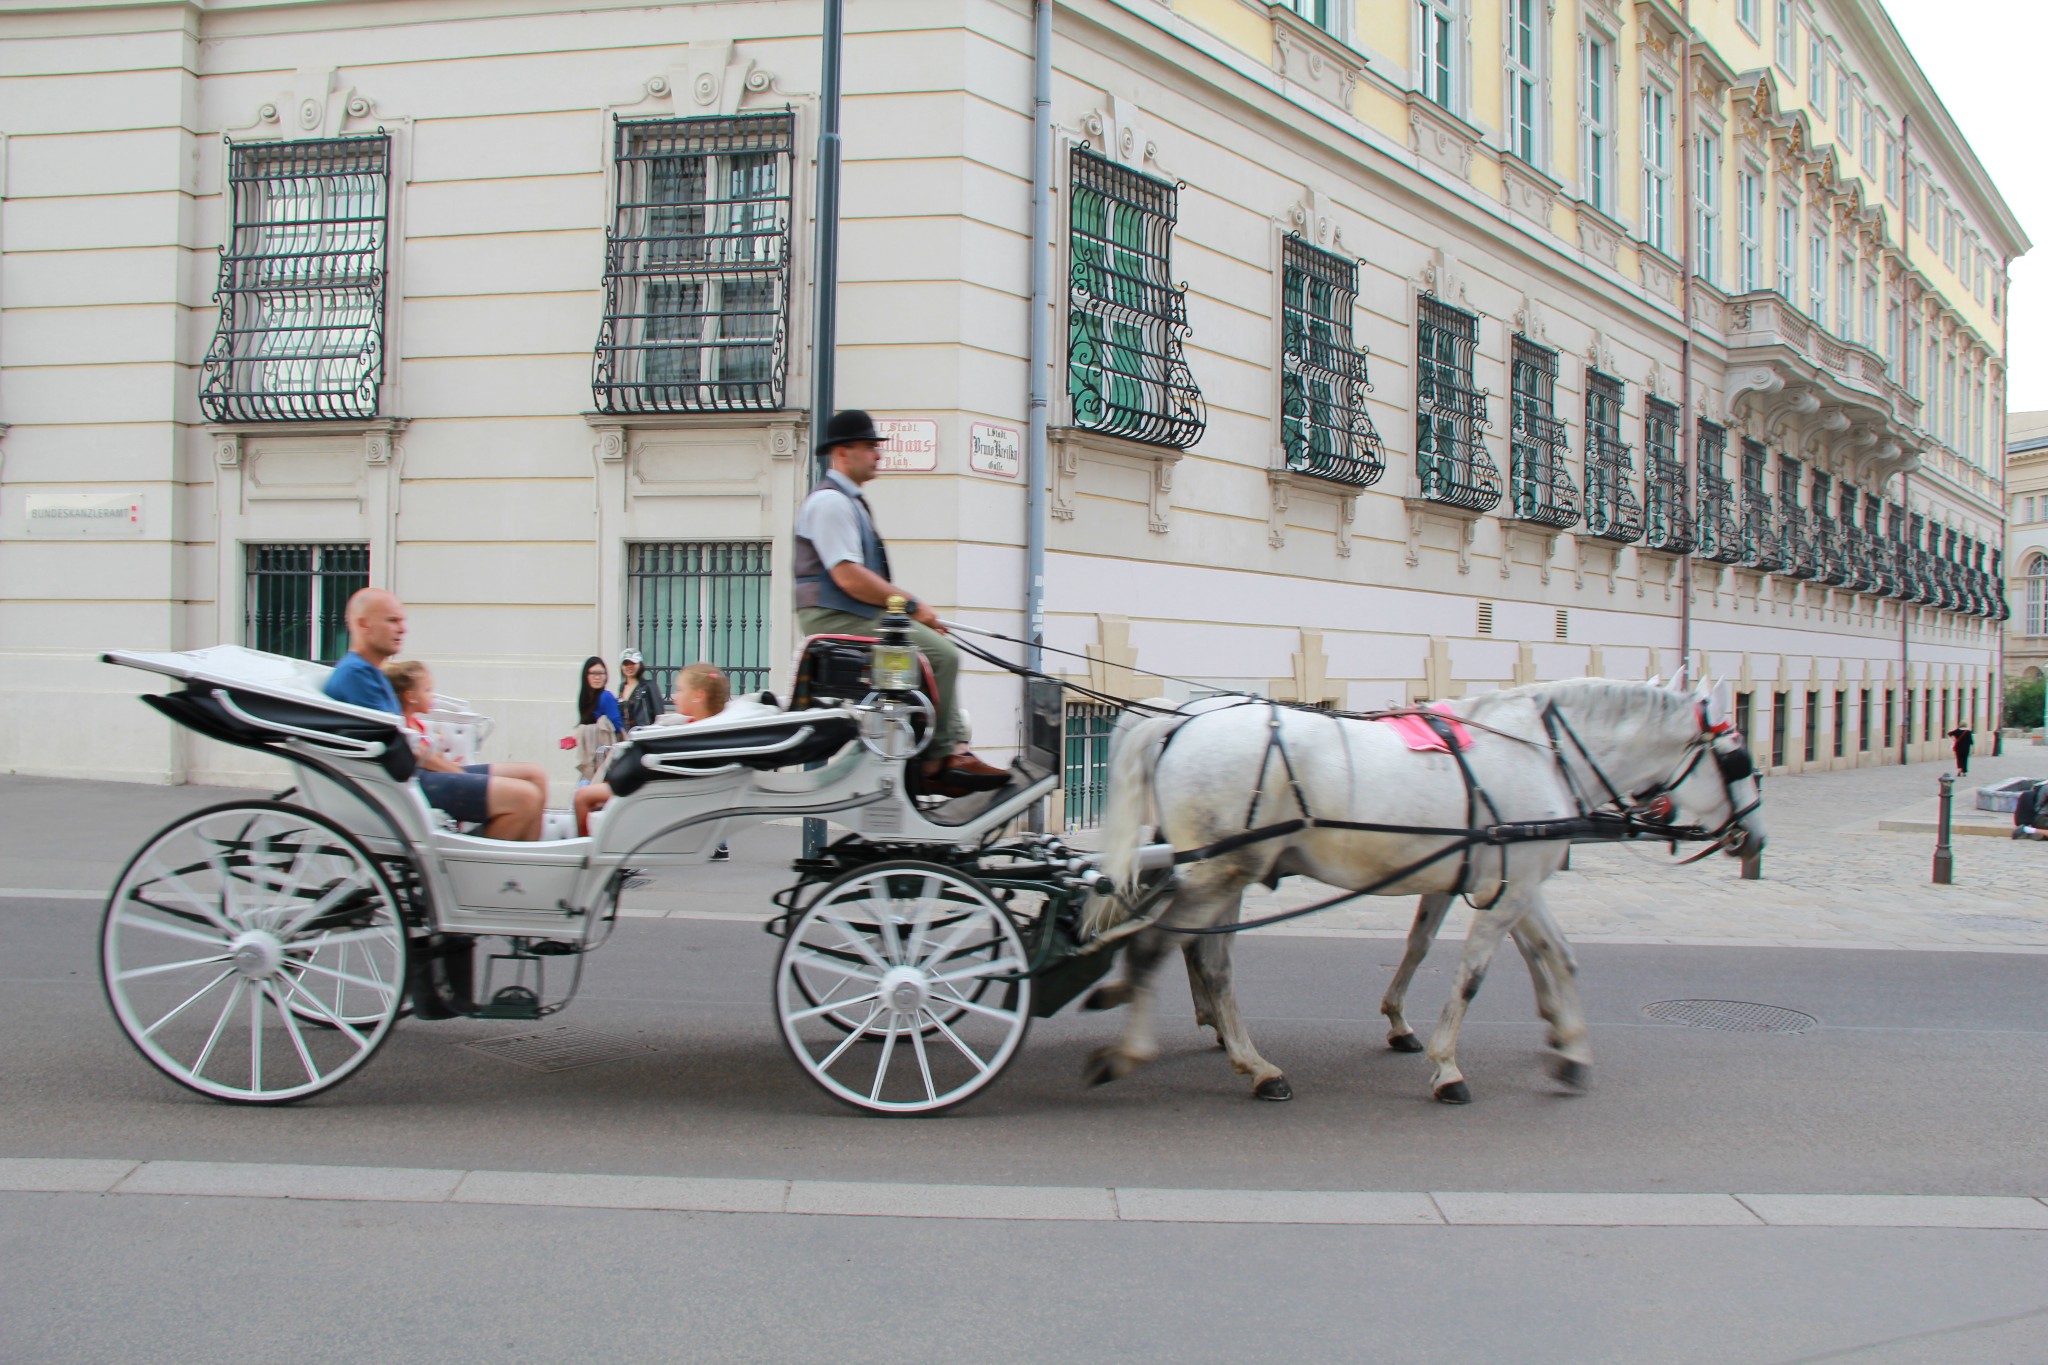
[1091,712,1181,926]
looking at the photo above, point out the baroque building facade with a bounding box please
[0,0,2024,807]
[2003,412,2048,688]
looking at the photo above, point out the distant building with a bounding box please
[2005,412,2048,686]
[0,0,2027,804]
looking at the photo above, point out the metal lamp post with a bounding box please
[802,0,844,860]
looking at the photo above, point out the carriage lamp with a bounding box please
[870,595,920,693]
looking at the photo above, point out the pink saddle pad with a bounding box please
[1377,706,1474,753]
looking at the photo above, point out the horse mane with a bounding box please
[1455,677,1691,737]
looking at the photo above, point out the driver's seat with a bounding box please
[790,634,939,713]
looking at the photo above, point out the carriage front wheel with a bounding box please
[775,861,1032,1115]
[101,800,409,1104]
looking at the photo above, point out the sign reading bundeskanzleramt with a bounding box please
[24,493,146,537]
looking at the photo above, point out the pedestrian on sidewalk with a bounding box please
[1947,725,1974,776]
[568,656,624,784]
[616,648,660,731]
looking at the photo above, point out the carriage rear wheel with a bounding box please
[775,861,1031,1115]
[101,800,409,1105]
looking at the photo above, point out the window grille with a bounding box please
[624,541,772,699]
[200,136,390,422]
[1771,690,1788,769]
[1937,528,1961,612]
[593,113,794,414]
[245,543,368,664]
[1555,608,1570,641]
[1993,551,2012,622]
[1836,481,1871,591]
[1581,371,1642,543]
[1778,457,1819,581]
[1506,337,1577,528]
[1859,688,1870,751]
[1415,295,1500,512]
[1833,689,1846,758]
[1812,471,1842,586]
[1062,702,1120,829]
[1693,420,1740,563]
[1804,690,1819,763]
[1737,439,1784,571]
[1908,515,1938,606]
[1882,503,1912,601]
[1642,398,1693,554]
[1477,601,1494,635]
[1279,236,1384,488]
[1067,148,1206,449]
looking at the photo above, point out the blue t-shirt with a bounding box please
[325,651,400,714]
[593,689,624,731]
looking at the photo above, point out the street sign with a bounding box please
[24,493,146,537]
[968,422,1021,478]
[876,418,939,472]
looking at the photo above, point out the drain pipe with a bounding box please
[1677,0,1695,680]
[1025,0,1052,672]
[1898,114,1913,765]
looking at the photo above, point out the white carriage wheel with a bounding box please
[101,800,410,1105]
[775,861,1032,1116]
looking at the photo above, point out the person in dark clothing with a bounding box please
[1947,725,1974,776]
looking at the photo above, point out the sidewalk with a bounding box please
[6,753,2047,951]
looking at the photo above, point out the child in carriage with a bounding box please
[571,662,773,841]
[380,656,552,841]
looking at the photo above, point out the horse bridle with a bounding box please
[1542,700,1761,859]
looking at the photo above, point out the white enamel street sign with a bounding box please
[968,422,1021,478]
[875,418,939,472]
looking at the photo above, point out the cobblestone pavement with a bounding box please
[1234,747,2048,951]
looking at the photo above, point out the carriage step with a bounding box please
[475,985,543,1021]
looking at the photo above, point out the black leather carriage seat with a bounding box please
[604,709,861,797]
[144,685,417,781]
[790,634,939,712]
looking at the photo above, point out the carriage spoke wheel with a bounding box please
[101,800,409,1105]
[776,862,1031,1115]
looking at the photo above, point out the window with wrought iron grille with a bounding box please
[1279,236,1383,488]
[1507,337,1576,529]
[200,136,390,423]
[1642,398,1692,553]
[1778,456,1817,579]
[245,544,368,664]
[1738,438,1783,571]
[593,113,794,414]
[1581,371,1642,543]
[1811,470,1845,585]
[1066,148,1205,449]
[624,542,772,699]
[1694,420,1740,563]
[1415,295,1500,512]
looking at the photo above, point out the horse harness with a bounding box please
[1136,696,1759,938]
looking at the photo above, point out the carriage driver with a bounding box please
[323,588,551,841]
[795,410,1009,797]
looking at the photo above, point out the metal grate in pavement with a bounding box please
[460,1026,660,1072]
[1641,999,1817,1033]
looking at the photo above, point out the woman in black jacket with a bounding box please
[616,648,661,731]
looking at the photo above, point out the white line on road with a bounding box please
[3,1158,2045,1229]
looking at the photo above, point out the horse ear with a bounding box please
[1669,662,1690,691]
[1708,680,1734,725]
[1646,674,1663,690]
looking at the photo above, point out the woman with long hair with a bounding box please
[569,656,624,783]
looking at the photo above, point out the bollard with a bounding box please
[1932,772,1954,885]
[1740,852,1762,880]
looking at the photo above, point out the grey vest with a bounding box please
[794,480,892,618]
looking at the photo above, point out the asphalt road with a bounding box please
[6,890,2047,1362]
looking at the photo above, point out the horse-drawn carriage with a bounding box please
[99,614,1765,1115]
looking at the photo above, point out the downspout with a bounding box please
[1677,2,1694,678]
[1026,0,1053,673]
[1898,114,1912,764]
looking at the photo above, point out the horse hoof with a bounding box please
[1083,984,1129,1012]
[1083,1047,1140,1088]
[1433,1080,1472,1105]
[1386,1031,1425,1053]
[1253,1075,1294,1102]
[1551,1058,1590,1092]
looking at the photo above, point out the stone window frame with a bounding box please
[1502,0,1548,169]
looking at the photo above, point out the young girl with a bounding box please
[384,659,551,840]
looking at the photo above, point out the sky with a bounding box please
[1876,0,2046,418]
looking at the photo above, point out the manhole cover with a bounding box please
[460,1026,660,1072]
[1641,1000,1817,1033]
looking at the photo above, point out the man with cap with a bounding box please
[796,410,1007,795]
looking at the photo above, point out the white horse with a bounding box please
[1085,677,1765,1104]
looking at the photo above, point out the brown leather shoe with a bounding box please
[919,752,1010,794]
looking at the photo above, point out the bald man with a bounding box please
[324,588,547,841]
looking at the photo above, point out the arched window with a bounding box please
[2027,554,2048,636]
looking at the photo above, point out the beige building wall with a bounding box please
[0,0,2025,795]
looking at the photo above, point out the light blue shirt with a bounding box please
[324,651,400,714]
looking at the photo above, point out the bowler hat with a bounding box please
[817,409,885,453]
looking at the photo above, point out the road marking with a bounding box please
[5,1158,2045,1229]
[0,888,102,901]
